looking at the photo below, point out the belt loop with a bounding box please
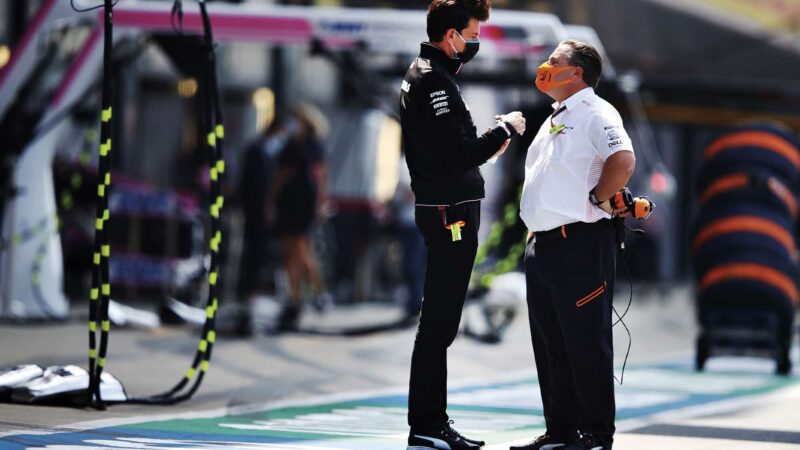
[561,225,567,239]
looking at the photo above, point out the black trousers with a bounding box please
[524,219,617,449]
[408,201,480,432]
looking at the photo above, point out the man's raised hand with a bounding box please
[497,111,526,135]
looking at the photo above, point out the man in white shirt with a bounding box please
[512,40,635,450]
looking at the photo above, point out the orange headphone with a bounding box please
[610,187,655,220]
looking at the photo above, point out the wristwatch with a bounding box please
[589,189,602,206]
[497,121,515,138]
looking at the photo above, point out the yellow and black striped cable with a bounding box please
[87,0,115,410]
[77,0,227,407]
[124,0,225,405]
[58,127,95,215]
[0,217,50,251]
[474,188,527,287]
[0,215,60,318]
[30,223,62,320]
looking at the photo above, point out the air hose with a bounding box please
[77,0,226,408]
[121,0,226,406]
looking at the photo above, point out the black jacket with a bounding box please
[400,43,515,205]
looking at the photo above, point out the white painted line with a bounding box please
[0,367,539,437]
[2,353,795,445]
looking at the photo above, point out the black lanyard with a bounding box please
[551,105,567,120]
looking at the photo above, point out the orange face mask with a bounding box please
[535,62,578,92]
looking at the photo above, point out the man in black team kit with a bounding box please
[400,1,526,449]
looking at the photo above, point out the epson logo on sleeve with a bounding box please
[604,125,621,130]
[430,90,446,98]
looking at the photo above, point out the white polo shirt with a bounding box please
[520,87,634,232]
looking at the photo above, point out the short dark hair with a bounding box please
[427,0,491,42]
[561,39,603,89]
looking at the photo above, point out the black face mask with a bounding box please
[451,31,480,64]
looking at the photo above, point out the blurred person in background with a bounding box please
[514,40,635,450]
[235,117,288,336]
[267,103,333,332]
[399,0,526,449]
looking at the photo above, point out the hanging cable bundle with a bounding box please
[77,0,226,407]
[86,0,115,410]
[123,0,226,405]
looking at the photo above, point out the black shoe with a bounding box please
[446,420,485,447]
[408,422,483,449]
[563,431,605,450]
[510,434,567,449]
[276,304,301,332]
